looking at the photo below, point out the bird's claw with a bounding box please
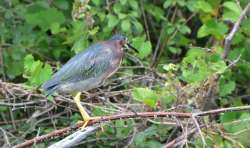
[80,120,89,130]
[78,116,100,130]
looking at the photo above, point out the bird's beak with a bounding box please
[127,43,138,53]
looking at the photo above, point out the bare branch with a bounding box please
[194,105,250,116]
[222,2,250,59]
[164,127,200,148]
[0,127,11,147]
[14,105,250,148]
[191,115,206,148]
[139,0,150,41]
[48,126,99,148]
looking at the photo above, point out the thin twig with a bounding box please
[191,115,206,148]
[195,105,250,116]
[0,127,11,147]
[124,126,137,148]
[222,2,250,59]
[140,0,150,41]
[164,127,198,148]
[0,47,6,81]
[14,105,250,148]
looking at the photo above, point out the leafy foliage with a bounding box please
[23,54,52,86]
[1,0,250,147]
[132,87,158,108]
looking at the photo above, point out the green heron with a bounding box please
[42,34,137,128]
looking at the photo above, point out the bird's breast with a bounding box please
[104,45,123,79]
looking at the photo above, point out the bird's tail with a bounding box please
[42,79,59,96]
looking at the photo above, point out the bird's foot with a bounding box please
[80,120,89,130]
[78,116,100,130]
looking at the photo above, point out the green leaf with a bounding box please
[53,0,69,10]
[219,77,236,96]
[39,63,53,83]
[138,41,152,59]
[113,3,122,14]
[132,20,143,33]
[117,13,127,19]
[242,18,250,36]
[176,0,186,7]
[6,60,24,79]
[121,19,131,32]
[129,11,139,18]
[163,0,173,8]
[134,126,157,145]
[132,36,152,59]
[107,14,119,28]
[209,54,227,74]
[181,48,210,82]
[197,19,228,40]
[168,46,181,54]
[211,60,227,74]
[228,48,244,61]
[50,23,60,34]
[89,27,99,35]
[92,0,102,6]
[128,0,138,10]
[132,87,158,108]
[197,25,210,38]
[221,112,250,133]
[177,24,191,34]
[120,0,127,5]
[24,54,34,69]
[25,8,65,31]
[145,4,165,21]
[232,33,244,45]
[181,61,209,82]
[223,1,241,22]
[193,0,213,13]
[71,37,89,53]
[64,21,87,45]
[23,54,53,86]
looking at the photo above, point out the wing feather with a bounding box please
[42,43,111,94]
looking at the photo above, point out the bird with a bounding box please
[42,34,137,129]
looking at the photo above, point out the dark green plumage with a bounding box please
[42,35,126,95]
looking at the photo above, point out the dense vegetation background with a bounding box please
[1,0,250,147]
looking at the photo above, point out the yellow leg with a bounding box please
[73,92,90,129]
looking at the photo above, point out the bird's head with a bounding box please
[110,34,138,52]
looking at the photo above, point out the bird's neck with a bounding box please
[108,40,124,56]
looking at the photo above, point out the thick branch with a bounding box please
[14,105,250,148]
[48,126,99,148]
[222,2,250,59]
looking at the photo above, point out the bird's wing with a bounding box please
[42,43,111,93]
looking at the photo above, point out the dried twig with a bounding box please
[13,111,190,148]
[191,115,206,148]
[222,2,250,59]
[14,105,250,148]
[0,47,6,81]
[194,105,250,116]
[164,127,199,148]
[139,0,150,41]
[48,125,99,148]
[0,127,11,147]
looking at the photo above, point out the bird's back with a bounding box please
[42,42,117,95]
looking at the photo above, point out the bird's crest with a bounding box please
[110,34,127,41]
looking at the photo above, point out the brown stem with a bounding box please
[14,105,250,148]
